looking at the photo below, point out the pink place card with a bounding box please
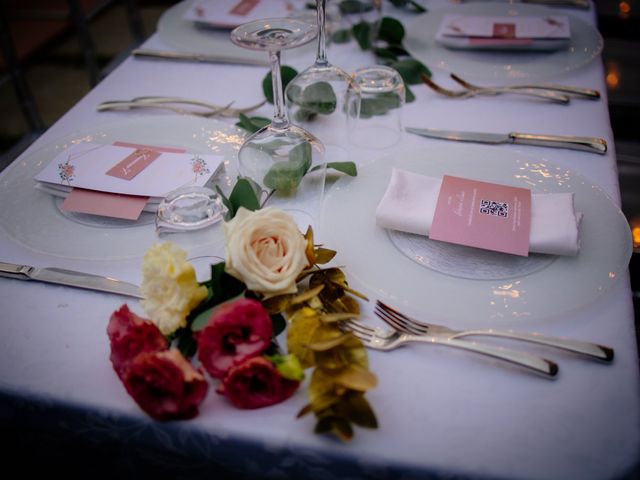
[106,148,160,180]
[229,0,260,16]
[429,175,532,256]
[62,188,149,220]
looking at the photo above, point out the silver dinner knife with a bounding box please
[405,127,608,155]
[0,262,143,299]
[132,48,269,67]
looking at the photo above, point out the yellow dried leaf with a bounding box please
[305,331,353,351]
[262,293,293,314]
[334,392,378,429]
[313,248,337,264]
[315,335,368,370]
[304,225,315,266]
[334,364,378,391]
[319,312,359,323]
[309,368,340,410]
[287,307,322,369]
[290,284,324,306]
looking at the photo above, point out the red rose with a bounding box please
[197,298,272,379]
[217,357,299,409]
[123,349,209,420]
[107,304,168,379]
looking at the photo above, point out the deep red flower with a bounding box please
[107,304,168,379]
[123,349,209,421]
[217,356,299,409]
[197,298,272,379]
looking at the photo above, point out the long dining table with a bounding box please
[0,1,638,478]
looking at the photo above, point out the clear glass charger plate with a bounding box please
[320,144,632,328]
[0,115,244,261]
[403,2,603,82]
[157,0,315,64]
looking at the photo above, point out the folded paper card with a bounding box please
[375,168,581,256]
[184,0,305,29]
[435,14,571,51]
[34,142,223,200]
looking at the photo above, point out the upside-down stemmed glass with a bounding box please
[230,18,326,227]
[285,0,354,161]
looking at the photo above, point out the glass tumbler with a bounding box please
[347,65,405,149]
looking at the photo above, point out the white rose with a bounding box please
[140,242,208,335]
[224,207,309,297]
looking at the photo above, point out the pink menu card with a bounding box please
[429,175,532,256]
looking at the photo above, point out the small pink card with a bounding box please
[62,188,148,220]
[429,175,532,256]
[105,148,160,180]
[229,0,260,16]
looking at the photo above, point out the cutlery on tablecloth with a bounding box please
[405,126,608,154]
[97,96,265,118]
[449,73,601,100]
[452,0,590,9]
[375,300,614,361]
[340,319,559,377]
[421,74,571,103]
[132,48,269,66]
[0,262,143,299]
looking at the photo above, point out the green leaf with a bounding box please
[176,328,198,357]
[311,161,357,176]
[339,0,371,14]
[271,312,287,337]
[229,177,261,214]
[373,47,399,62]
[190,305,215,332]
[405,84,415,103]
[332,28,352,44]
[329,161,357,176]
[262,66,299,104]
[352,21,372,50]
[266,353,305,381]
[377,17,405,45]
[389,0,427,13]
[235,113,270,133]
[391,58,431,85]
[263,142,312,191]
[300,82,337,115]
[359,92,403,118]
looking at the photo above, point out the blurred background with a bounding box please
[0,0,638,323]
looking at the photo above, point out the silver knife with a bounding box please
[405,127,607,155]
[132,48,269,67]
[0,262,143,299]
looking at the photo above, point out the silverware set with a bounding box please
[422,73,600,104]
[97,96,265,118]
[340,300,613,377]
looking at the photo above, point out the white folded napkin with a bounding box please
[375,168,581,256]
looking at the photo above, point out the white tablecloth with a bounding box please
[0,1,637,479]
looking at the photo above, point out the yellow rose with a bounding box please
[140,242,208,335]
[224,207,309,297]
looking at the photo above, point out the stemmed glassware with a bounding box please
[285,0,354,161]
[230,18,326,227]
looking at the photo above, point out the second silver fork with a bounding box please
[341,319,559,377]
[374,301,614,362]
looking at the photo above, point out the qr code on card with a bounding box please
[479,199,509,218]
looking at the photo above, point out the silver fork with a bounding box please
[421,74,570,104]
[450,73,601,100]
[375,300,614,362]
[340,319,559,377]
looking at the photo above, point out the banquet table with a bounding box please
[0,1,638,479]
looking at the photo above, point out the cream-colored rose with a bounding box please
[224,207,309,297]
[140,242,208,335]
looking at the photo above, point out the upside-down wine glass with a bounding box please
[230,18,326,228]
[285,0,354,162]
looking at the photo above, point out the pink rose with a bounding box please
[123,349,209,421]
[107,305,168,379]
[197,298,272,379]
[218,357,299,409]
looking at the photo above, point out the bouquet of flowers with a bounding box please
[107,193,377,441]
